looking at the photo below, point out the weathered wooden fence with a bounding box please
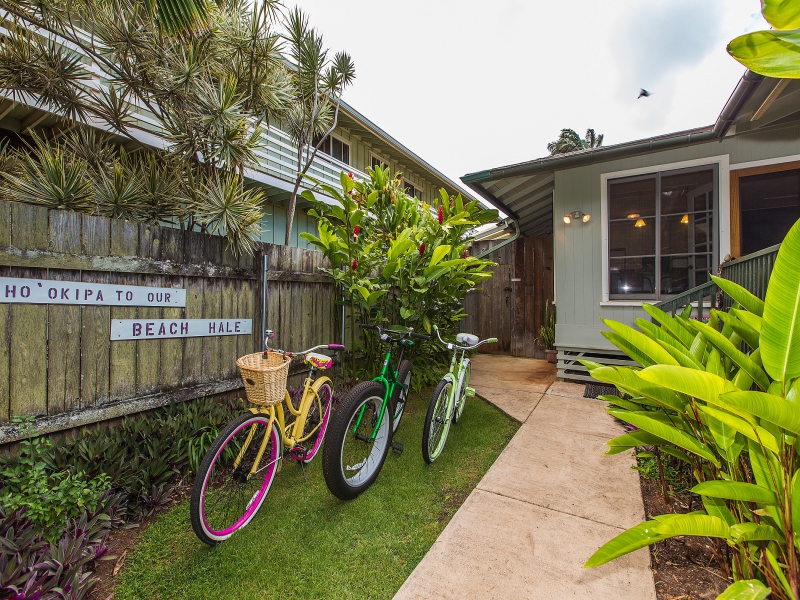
[0,199,336,443]
[462,236,554,359]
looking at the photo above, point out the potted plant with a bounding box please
[539,301,556,363]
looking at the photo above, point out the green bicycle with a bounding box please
[323,324,430,500]
[422,325,497,464]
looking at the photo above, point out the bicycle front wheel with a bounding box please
[323,381,391,500]
[422,378,453,464]
[190,412,280,545]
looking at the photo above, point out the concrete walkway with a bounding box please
[395,354,656,600]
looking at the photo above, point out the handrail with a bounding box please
[655,243,781,319]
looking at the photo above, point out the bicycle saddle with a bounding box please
[456,333,479,346]
[305,352,333,370]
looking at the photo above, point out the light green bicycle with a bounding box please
[422,325,497,464]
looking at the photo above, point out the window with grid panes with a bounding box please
[608,167,716,300]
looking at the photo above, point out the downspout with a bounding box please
[475,218,520,259]
[261,254,268,351]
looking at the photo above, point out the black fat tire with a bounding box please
[390,360,412,433]
[323,381,391,500]
[422,378,453,464]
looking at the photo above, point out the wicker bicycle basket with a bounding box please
[236,352,291,406]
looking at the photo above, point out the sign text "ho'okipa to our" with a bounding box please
[0,277,186,307]
[111,319,253,340]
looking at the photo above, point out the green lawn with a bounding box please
[115,388,518,600]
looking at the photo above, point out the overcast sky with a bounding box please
[288,0,768,189]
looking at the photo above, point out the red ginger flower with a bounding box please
[352,259,358,270]
[353,225,359,236]
[419,242,426,257]
[438,205,444,224]
[348,172,354,179]
[462,250,468,259]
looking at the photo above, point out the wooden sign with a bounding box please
[0,277,186,307]
[111,319,253,340]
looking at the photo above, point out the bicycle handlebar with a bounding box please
[264,329,346,356]
[360,323,431,341]
[432,325,497,351]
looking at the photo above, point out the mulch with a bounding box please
[639,477,731,600]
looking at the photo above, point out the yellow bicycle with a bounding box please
[190,331,345,545]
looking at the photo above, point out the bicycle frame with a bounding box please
[234,367,332,478]
[353,342,410,442]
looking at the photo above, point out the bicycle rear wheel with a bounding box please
[422,378,453,464]
[323,381,391,500]
[390,360,412,433]
[299,382,333,463]
[453,361,471,424]
[190,412,280,545]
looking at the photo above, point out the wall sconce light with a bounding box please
[681,214,689,224]
[634,218,646,228]
[564,210,590,224]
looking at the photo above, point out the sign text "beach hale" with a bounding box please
[111,319,252,340]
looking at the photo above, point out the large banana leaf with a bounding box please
[730,522,784,542]
[687,320,770,391]
[601,331,656,367]
[698,405,781,455]
[583,520,670,568]
[637,365,737,406]
[762,0,800,29]
[605,430,667,456]
[601,319,678,365]
[716,311,760,351]
[731,308,762,334]
[651,514,731,539]
[702,496,736,527]
[608,409,720,466]
[722,390,800,435]
[589,366,687,413]
[761,219,800,382]
[692,481,778,505]
[636,319,699,364]
[707,412,737,450]
[716,580,770,600]
[710,275,765,317]
[642,303,695,348]
[728,30,800,78]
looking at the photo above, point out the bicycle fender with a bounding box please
[441,373,455,384]
[311,376,333,395]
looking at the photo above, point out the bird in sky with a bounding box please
[638,89,652,99]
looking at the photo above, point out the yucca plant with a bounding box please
[583,219,800,599]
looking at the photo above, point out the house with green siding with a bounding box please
[462,72,800,380]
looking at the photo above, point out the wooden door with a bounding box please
[463,263,511,354]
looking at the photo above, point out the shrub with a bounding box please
[583,219,800,600]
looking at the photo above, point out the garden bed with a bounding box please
[100,388,518,599]
[637,458,731,600]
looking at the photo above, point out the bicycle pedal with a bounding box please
[391,441,404,455]
[466,387,476,397]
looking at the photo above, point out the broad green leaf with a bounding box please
[660,446,693,464]
[601,332,655,367]
[354,285,369,303]
[692,481,778,505]
[588,366,687,413]
[728,29,800,78]
[300,189,318,203]
[763,0,800,29]
[583,520,670,567]
[598,395,645,412]
[764,547,796,600]
[716,580,770,600]
[602,319,679,366]
[340,171,355,193]
[699,405,780,455]
[382,261,399,279]
[366,290,387,306]
[652,514,730,539]
[429,245,451,267]
[730,522,783,542]
[635,321,702,368]
[637,365,737,406]
[605,430,667,455]
[702,496,736,527]
[731,308,762,334]
[707,347,726,377]
[722,390,800,435]
[687,320,770,391]
[690,333,708,364]
[642,303,695,348]
[608,409,720,466]
[762,219,800,382]
[711,275,765,317]
[716,311,760,350]
[707,413,737,450]
[388,238,414,262]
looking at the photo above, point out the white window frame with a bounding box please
[600,154,730,305]
[370,151,391,171]
[402,177,423,201]
[328,133,351,166]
